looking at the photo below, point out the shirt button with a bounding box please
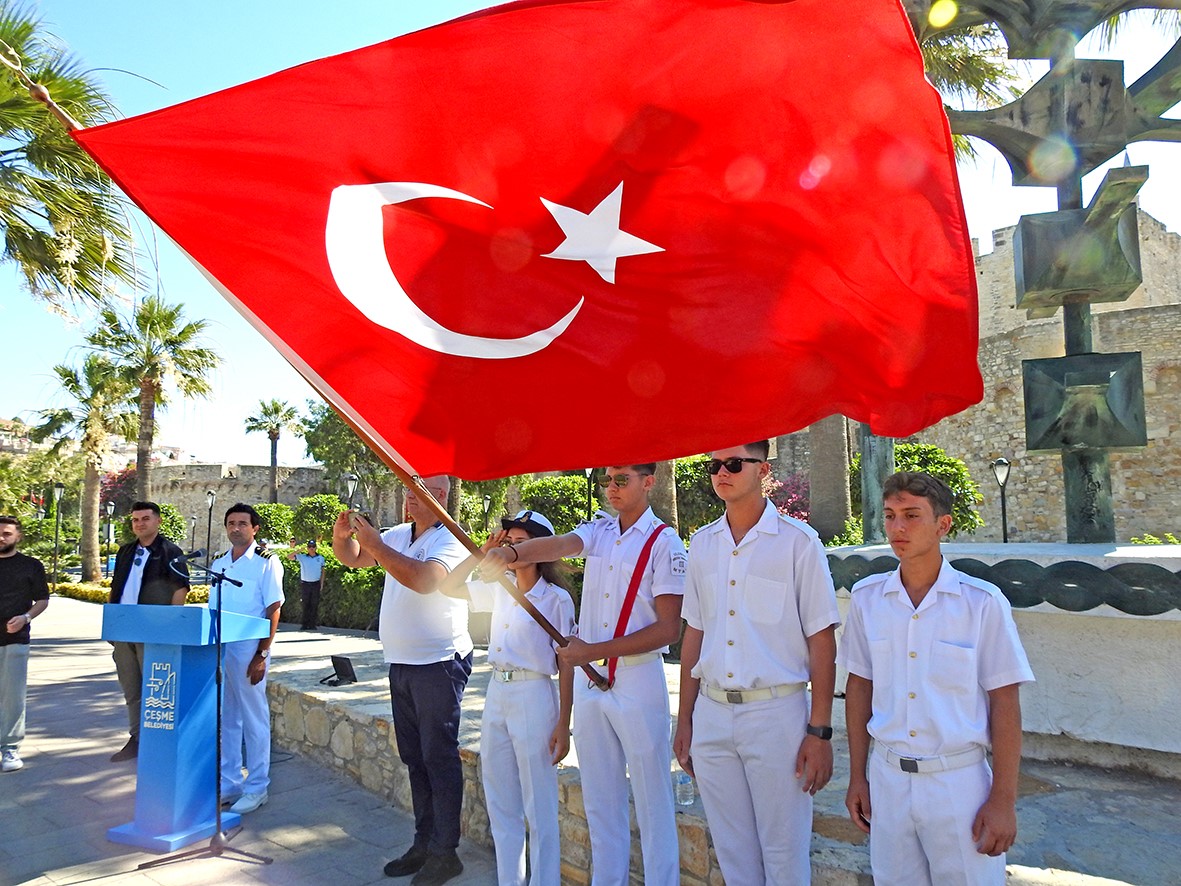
[912,613,919,620]
[908,692,916,699]
[727,672,734,678]
[909,730,917,737]
[604,593,609,598]
[909,651,917,658]
[609,565,613,571]
[615,540,621,545]
[729,610,735,616]
[503,624,509,629]
[731,550,738,556]
[603,623,609,628]
[496,646,502,652]
[727,640,734,646]
[729,579,736,586]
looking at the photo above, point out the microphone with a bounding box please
[170,549,205,567]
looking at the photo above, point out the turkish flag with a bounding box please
[75,0,981,480]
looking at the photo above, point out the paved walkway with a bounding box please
[4,597,1181,885]
[0,597,496,886]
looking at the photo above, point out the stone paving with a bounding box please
[3,597,1180,885]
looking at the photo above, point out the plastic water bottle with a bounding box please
[674,766,694,806]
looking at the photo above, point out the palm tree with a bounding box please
[245,399,302,503]
[32,355,136,581]
[0,2,134,308]
[88,295,219,501]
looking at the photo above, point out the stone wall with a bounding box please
[150,463,329,536]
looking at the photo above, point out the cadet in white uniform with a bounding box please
[441,510,575,886]
[208,503,284,815]
[840,472,1034,886]
[674,442,840,885]
[481,463,686,886]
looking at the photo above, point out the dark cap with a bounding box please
[500,509,555,538]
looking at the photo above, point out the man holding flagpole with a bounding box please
[333,476,471,886]
[482,463,686,885]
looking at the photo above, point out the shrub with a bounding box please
[1130,533,1180,545]
[674,455,722,536]
[850,442,983,537]
[766,471,809,522]
[519,475,589,536]
[255,502,294,545]
[279,547,384,630]
[158,504,188,544]
[293,494,347,542]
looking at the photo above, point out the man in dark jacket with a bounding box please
[108,501,190,762]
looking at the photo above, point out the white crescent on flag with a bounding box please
[325,181,584,359]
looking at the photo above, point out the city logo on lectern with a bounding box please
[143,662,177,730]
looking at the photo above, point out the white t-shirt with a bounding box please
[378,522,471,665]
[468,577,575,675]
[683,499,840,689]
[839,557,1035,756]
[119,545,151,606]
[571,507,686,649]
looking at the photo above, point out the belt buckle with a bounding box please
[496,669,514,682]
[725,690,744,704]
[899,757,919,773]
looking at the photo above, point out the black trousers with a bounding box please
[388,653,472,854]
[299,581,320,628]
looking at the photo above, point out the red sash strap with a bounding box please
[605,522,669,689]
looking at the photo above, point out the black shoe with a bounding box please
[110,736,138,763]
[383,845,429,878]
[410,851,463,886]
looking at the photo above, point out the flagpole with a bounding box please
[336,414,611,691]
[0,44,82,131]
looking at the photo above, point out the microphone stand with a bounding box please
[139,554,272,869]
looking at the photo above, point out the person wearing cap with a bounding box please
[440,509,575,886]
[333,475,470,886]
[481,463,686,886]
[292,540,325,630]
[673,441,840,884]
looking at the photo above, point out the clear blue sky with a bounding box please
[3,3,1178,469]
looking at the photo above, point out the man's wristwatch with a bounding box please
[255,648,270,660]
[806,724,833,741]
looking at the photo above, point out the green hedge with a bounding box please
[278,548,384,630]
[54,583,211,605]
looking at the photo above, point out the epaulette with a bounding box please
[850,571,891,594]
[255,544,275,558]
[958,572,1004,598]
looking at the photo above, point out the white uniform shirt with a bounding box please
[571,507,686,648]
[379,522,471,665]
[683,499,840,689]
[208,545,285,618]
[119,545,150,606]
[468,577,575,675]
[839,557,1035,756]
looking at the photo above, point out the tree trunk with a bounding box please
[269,431,280,503]
[136,380,156,502]
[650,461,679,532]
[80,460,102,582]
[808,415,852,542]
[860,426,895,544]
[448,477,463,522]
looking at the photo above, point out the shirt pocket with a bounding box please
[929,641,977,696]
[867,637,891,681]
[741,575,788,624]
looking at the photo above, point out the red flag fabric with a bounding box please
[75,0,981,480]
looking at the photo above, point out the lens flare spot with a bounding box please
[489,227,533,273]
[725,155,767,200]
[1028,138,1078,184]
[877,142,928,190]
[627,359,666,398]
[928,0,957,28]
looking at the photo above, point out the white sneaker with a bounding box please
[1,749,23,772]
[229,791,268,814]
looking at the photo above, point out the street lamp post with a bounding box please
[583,467,594,521]
[52,482,65,593]
[205,490,217,570]
[345,473,359,509]
[482,494,492,532]
[104,500,116,578]
[189,515,197,552]
[991,457,1012,543]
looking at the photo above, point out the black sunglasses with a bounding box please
[705,457,764,475]
[596,473,637,488]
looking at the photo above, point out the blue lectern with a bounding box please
[101,605,270,852]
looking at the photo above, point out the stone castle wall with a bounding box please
[150,463,328,534]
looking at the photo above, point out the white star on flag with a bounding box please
[540,182,664,284]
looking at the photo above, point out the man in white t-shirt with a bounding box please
[333,476,469,886]
[208,503,284,815]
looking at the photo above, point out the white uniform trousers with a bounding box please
[691,690,813,885]
[220,640,271,795]
[868,749,1006,886]
[480,676,561,886]
[573,657,678,886]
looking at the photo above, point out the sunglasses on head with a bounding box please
[705,457,763,475]
[596,472,637,488]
